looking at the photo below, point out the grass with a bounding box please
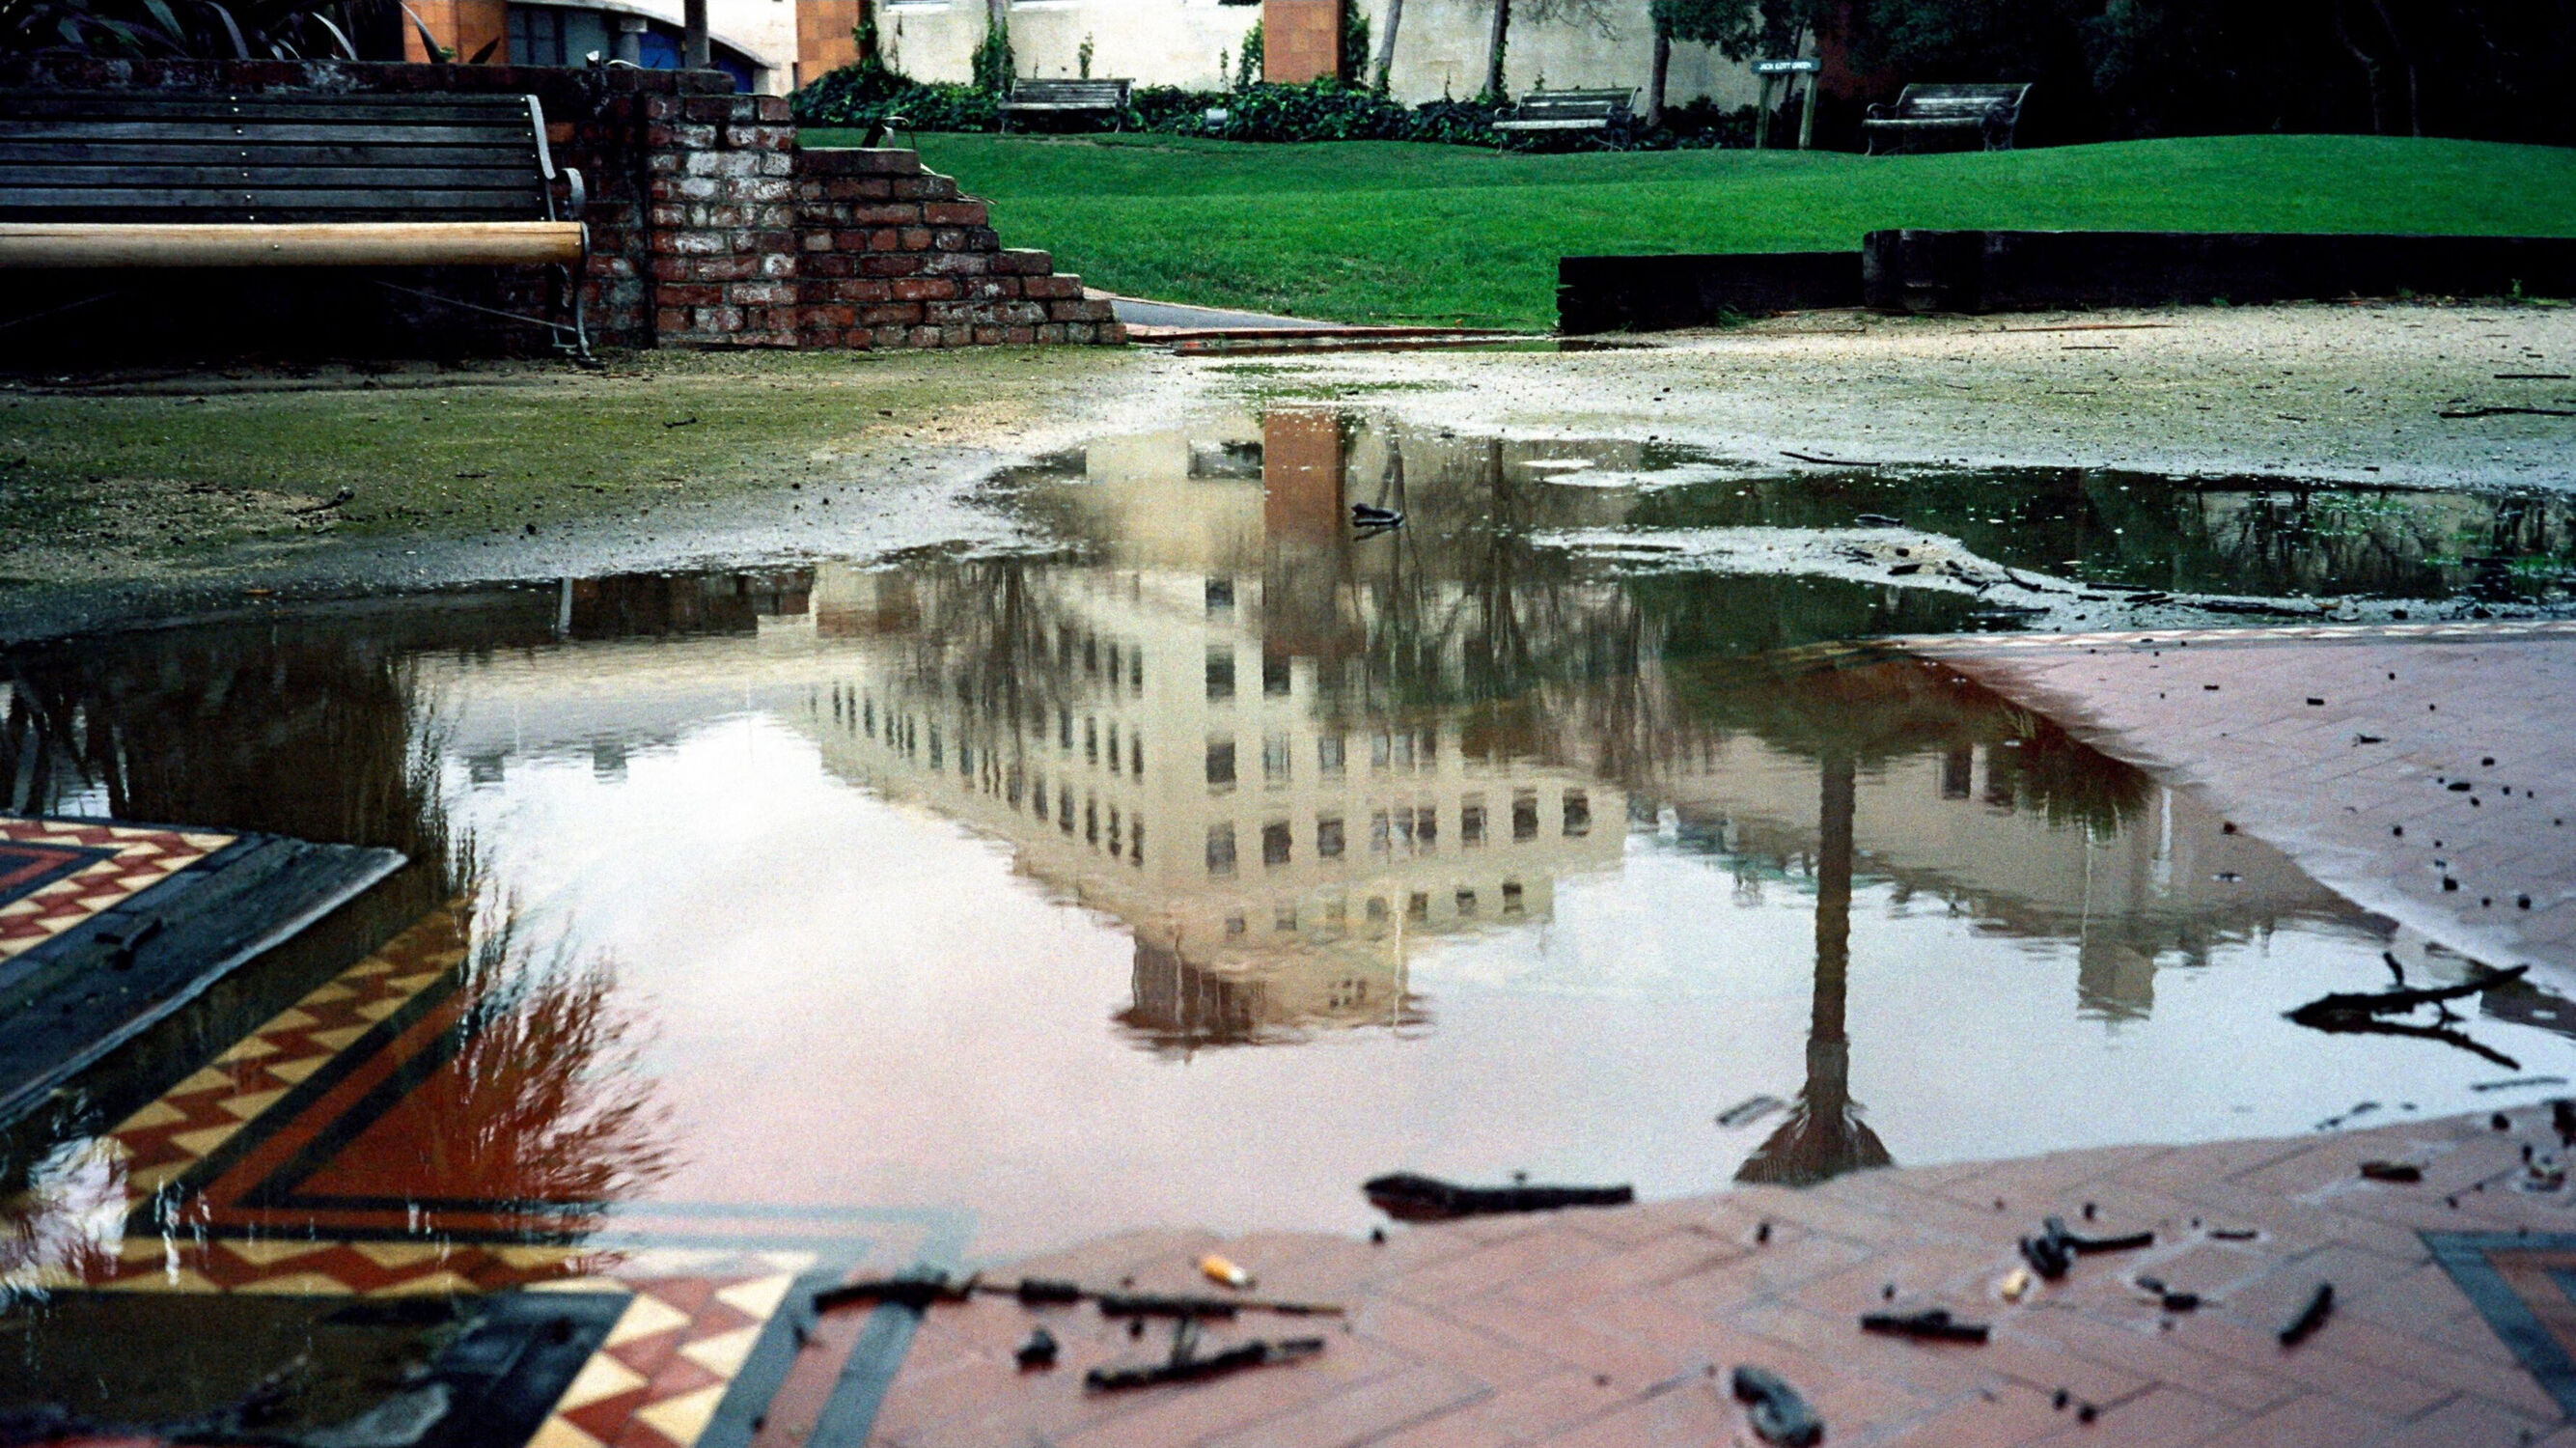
[798,131,2576,329]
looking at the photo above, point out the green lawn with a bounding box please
[800,130,2576,329]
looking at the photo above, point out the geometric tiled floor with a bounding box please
[864,1101,2576,1447]
[1,908,956,1448]
[0,816,231,961]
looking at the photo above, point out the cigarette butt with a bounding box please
[2001,1267,2033,1302]
[1200,1255,1255,1291]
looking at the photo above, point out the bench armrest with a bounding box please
[557,165,586,222]
[1865,102,1897,120]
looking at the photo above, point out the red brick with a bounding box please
[923,201,989,227]
[1023,274,1081,299]
[861,304,924,325]
[994,248,1053,275]
[892,277,960,302]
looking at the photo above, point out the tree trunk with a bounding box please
[2332,3,2390,135]
[1646,29,1670,128]
[683,0,709,70]
[2364,0,2423,136]
[1372,0,1405,93]
[1482,0,1510,102]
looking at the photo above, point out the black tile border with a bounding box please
[2423,1230,2576,1418]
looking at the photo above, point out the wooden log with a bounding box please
[0,220,585,268]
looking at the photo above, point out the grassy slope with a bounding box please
[800,131,2576,328]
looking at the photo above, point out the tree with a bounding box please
[1474,0,1620,103]
[1371,0,1404,90]
[1644,0,1827,127]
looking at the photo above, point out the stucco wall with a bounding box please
[866,0,1759,106]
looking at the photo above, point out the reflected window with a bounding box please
[1393,806,1415,850]
[1408,892,1429,922]
[1461,799,1485,846]
[1086,797,1098,844]
[1207,823,1236,875]
[1262,734,1291,783]
[1317,816,1344,858]
[928,726,942,768]
[1085,716,1097,763]
[1226,913,1247,937]
[1106,722,1120,772]
[1059,706,1072,750]
[1564,790,1590,837]
[1084,636,1098,676]
[1370,811,1391,853]
[1108,807,1122,850]
[1456,887,1477,915]
[1371,733,1392,769]
[1512,793,1538,841]
[1206,739,1236,787]
[1324,897,1346,926]
[1206,649,1235,701]
[863,697,874,737]
[1205,577,1233,613]
[1276,903,1297,932]
[1941,746,1974,799]
[1263,654,1291,697]
[1132,821,1146,866]
[1060,792,1074,834]
[1318,734,1345,774]
[1416,730,1438,769]
[1366,897,1389,924]
[1131,651,1145,694]
[1131,737,1145,777]
[1502,880,1525,913]
[1416,803,1437,849]
[1262,821,1291,867]
[1106,642,1121,681]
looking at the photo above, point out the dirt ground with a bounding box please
[4,300,2569,639]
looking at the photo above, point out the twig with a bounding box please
[1781,450,1881,468]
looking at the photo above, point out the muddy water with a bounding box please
[5,410,2574,1280]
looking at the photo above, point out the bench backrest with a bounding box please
[1510,89,1634,119]
[1888,83,2030,120]
[1007,79,1131,104]
[0,91,560,225]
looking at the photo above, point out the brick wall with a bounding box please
[0,57,1122,356]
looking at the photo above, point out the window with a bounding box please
[1317,734,1345,774]
[1262,734,1291,784]
[1106,722,1120,773]
[1456,887,1478,915]
[1275,903,1298,932]
[1262,654,1291,696]
[1502,880,1525,913]
[1205,576,1234,613]
[1262,821,1292,867]
[1461,799,1485,846]
[1941,746,1974,799]
[1205,739,1236,787]
[1085,797,1098,844]
[1131,821,1145,866]
[1206,649,1235,701]
[1316,817,1344,858]
[1512,792,1538,841]
[1416,803,1437,849]
[1226,913,1247,937]
[1206,823,1237,876]
[1059,791,1074,834]
[1131,737,1145,778]
[1564,790,1591,837]
[1084,716,1097,764]
[1407,892,1429,922]
[1370,811,1391,853]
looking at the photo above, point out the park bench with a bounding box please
[0,90,592,359]
[1862,82,2031,155]
[999,78,1132,133]
[1493,88,1635,145]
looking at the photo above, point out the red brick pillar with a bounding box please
[644,92,802,348]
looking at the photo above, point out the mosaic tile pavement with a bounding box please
[1,908,955,1448]
[0,818,231,961]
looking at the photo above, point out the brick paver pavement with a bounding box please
[1905,621,2576,976]
[861,1103,2576,1447]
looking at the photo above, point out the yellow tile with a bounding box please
[300,982,358,1004]
[527,1275,630,1295]
[347,1241,447,1268]
[632,1383,727,1447]
[220,1089,289,1121]
[343,958,396,978]
[604,1293,692,1348]
[265,1055,327,1085]
[495,1245,583,1269]
[354,998,405,1022]
[224,1239,333,1267]
[92,1267,223,1293]
[214,1036,279,1064]
[170,1066,238,1096]
[712,1273,794,1322]
[124,1160,190,1194]
[309,1025,371,1051]
[387,971,446,993]
[257,1008,319,1033]
[168,1123,242,1157]
[117,1100,187,1130]
[525,1418,606,1448]
[678,1324,761,1379]
[369,1270,479,1297]
[551,1351,648,1412]
[233,1271,354,1295]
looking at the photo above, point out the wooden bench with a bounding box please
[1493,88,1635,145]
[998,78,1132,133]
[0,90,592,359]
[1862,82,2031,155]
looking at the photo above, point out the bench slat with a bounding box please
[0,92,535,119]
[0,186,546,215]
[0,220,584,268]
[0,142,540,170]
[1,164,542,189]
[0,121,535,145]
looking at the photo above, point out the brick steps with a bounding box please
[631,96,1121,351]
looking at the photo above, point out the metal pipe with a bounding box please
[683,0,709,70]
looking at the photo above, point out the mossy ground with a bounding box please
[0,347,1134,590]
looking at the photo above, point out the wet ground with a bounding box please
[7,406,2573,1284]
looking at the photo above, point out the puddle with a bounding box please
[5,408,2573,1310]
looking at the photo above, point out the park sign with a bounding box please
[1755,59,1821,74]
